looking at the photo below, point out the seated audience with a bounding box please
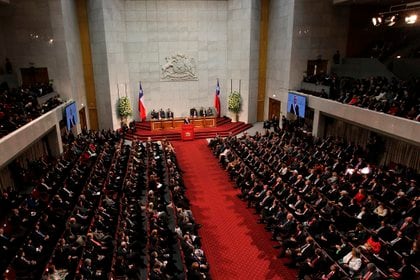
[210,124,419,280]
[0,83,63,138]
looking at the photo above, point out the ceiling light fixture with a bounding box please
[385,15,397,26]
[372,1,420,27]
[405,14,417,24]
[372,16,383,26]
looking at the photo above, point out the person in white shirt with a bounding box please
[341,248,362,275]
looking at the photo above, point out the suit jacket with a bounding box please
[280,219,297,236]
[360,269,381,280]
[159,110,166,118]
[290,103,300,116]
[190,108,198,117]
[299,243,315,259]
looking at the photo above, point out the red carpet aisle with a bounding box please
[172,140,297,280]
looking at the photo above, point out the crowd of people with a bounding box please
[163,141,210,280]
[150,108,175,120]
[210,125,418,280]
[0,83,63,138]
[302,75,420,121]
[1,130,124,279]
[1,127,209,279]
[149,107,215,120]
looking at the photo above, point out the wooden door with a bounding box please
[268,98,281,119]
[79,107,87,131]
[20,67,49,87]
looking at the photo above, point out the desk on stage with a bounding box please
[150,116,216,131]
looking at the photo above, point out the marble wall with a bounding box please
[88,0,112,129]
[123,0,228,119]
[289,0,349,90]
[88,0,130,129]
[226,0,260,123]
[61,0,87,121]
[265,0,350,119]
[265,0,295,117]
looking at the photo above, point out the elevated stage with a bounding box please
[125,117,252,141]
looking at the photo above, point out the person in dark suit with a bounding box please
[190,108,198,118]
[290,95,300,116]
[151,109,159,119]
[166,108,174,119]
[285,236,316,267]
[80,258,93,279]
[360,263,381,280]
[199,107,206,117]
[159,108,165,119]
[398,216,416,239]
[272,213,296,240]
[321,264,341,280]
[69,107,76,127]
[388,257,416,280]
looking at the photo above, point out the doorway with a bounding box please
[79,107,87,131]
[268,98,281,119]
[20,67,49,87]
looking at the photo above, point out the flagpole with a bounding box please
[141,81,143,122]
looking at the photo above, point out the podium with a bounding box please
[181,124,194,141]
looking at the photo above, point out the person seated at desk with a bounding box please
[199,107,206,117]
[184,117,191,124]
[166,108,174,119]
[159,108,165,119]
[207,107,213,116]
[190,108,198,118]
[150,109,159,120]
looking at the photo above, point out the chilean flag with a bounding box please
[138,82,147,121]
[214,79,221,118]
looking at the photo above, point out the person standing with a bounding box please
[290,96,300,116]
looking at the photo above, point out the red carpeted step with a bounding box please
[135,122,151,130]
[216,116,232,126]
[171,140,297,280]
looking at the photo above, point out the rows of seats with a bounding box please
[110,140,149,279]
[0,84,63,138]
[145,141,186,279]
[8,135,212,280]
[1,130,122,279]
[162,141,210,280]
[210,127,418,280]
[0,156,55,226]
[302,75,419,121]
[1,134,90,277]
